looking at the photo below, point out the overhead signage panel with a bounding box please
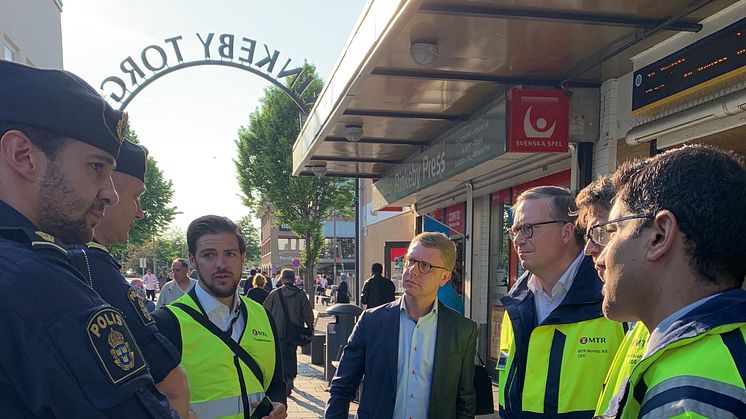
[632,18,746,114]
[374,105,507,204]
[507,88,569,153]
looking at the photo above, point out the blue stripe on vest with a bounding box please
[640,386,746,417]
[544,329,567,414]
[721,329,746,385]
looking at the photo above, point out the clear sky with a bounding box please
[61,0,367,229]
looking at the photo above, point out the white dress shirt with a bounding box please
[195,281,245,342]
[527,252,585,324]
[393,297,438,419]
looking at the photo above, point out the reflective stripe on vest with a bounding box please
[594,323,649,415]
[191,395,244,418]
[619,324,746,418]
[497,311,624,415]
[168,293,276,419]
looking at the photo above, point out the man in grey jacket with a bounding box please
[264,269,314,396]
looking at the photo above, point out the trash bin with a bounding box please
[324,303,363,381]
[311,332,325,366]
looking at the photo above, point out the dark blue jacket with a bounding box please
[67,242,181,383]
[0,200,177,418]
[499,256,625,418]
[325,299,477,419]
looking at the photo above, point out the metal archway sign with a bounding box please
[100,33,315,113]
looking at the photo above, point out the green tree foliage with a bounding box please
[123,128,178,245]
[237,215,261,266]
[119,228,187,279]
[235,64,354,303]
[109,128,179,275]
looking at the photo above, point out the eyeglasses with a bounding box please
[403,257,449,275]
[507,220,569,240]
[587,214,655,246]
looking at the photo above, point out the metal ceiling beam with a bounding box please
[299,171,380,179]
[418,3,702,32]
[344,109,468,121]
[371,68,600,87]
[562,0,713,83]
[325,136,424,146]
[310,156,403,164]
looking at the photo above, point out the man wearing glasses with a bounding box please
[497,186,625,418]
[594,145,746,418]
[574,176,651,416]
[325,232,477,419]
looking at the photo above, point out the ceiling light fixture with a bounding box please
[410,41,438,67]
[311,165,328,178]
[344,125,364,142]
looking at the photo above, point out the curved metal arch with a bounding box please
[118,60,309,113]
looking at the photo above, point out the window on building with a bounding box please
[278,238,292,251]
[298,238,305,251]
[2,42,17,62]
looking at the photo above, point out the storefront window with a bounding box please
[488,189,511,367]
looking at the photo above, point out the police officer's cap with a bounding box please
[0,61,125,158]
[116,140,148,183]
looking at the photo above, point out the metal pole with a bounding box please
[333,210,337,284]
[355,178,361,305]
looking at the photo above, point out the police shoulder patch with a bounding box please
[87,308,147,384]
[127,287,155,326]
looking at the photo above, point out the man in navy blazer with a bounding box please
[325,232,477,419]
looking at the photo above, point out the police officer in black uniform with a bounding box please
[67,140,195,419]
[0,61,179,418]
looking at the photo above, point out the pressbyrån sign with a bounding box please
[508,88,569,153]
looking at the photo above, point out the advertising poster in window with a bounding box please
[389,247,408,293]
[490,306,506,360]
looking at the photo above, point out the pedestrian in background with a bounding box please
[264,269,314,396]
[360,263,395,309]
[157,258,198,309]
[248,273,271,305]
[142,268,158,300]
[242,267,258,295]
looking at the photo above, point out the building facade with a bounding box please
[0,0,63,68]
[257,205,356,289]
[293,0,745,375]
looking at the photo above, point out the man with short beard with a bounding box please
[154,215,288,418]
[0,61,177,417]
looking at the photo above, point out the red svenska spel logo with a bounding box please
[508,88,569,153]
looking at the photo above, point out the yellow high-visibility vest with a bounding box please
[168,293,276,419]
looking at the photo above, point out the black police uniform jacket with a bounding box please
[67,242,181,383]
[0,200,178,418]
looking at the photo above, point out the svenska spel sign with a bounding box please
[508,88,569,153]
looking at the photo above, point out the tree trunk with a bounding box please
[304,231,316,309]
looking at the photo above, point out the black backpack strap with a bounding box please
[171,302,265,388]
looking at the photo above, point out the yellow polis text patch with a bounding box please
[87,308,147,384]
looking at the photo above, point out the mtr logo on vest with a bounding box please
[579,337,606,344]
[576,336,609,359]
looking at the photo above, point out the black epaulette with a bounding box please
[0,227,68,256]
